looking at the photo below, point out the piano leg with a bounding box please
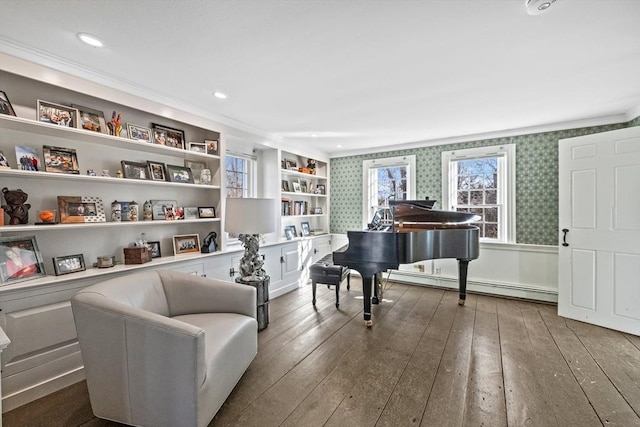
[372,272,383,304]
[362,275,374,327]
[457,260,469,306]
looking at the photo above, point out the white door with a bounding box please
[558,126,640,335]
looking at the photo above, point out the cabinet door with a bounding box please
[312,236,332,262]
[280,243,300,281]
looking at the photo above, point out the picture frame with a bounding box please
[187,142,206,153]
[0,235,46,285]
[72,104,108,134]
[57,196,106,223]
[152,128,167,145]
[300,221,311,237]
[43,145,80,174]
[316,184,326,195]
[147,161,167,181]
[37,100,78,128]
[205,139,219,156]
[292,182,301,193]
[312,207,323,215]
[121,160,149,180]
[52,254,86,276]
[284,226,294,240]
[166,164,194,183]
[183,206,198,220]
[300,181,308,193]
[15,145,42,171]
[0,90,16,116]
[0,150,10,168]
[152,123,185,149]
[281,180,290,192]
[150,199,177,220]
[288,224,298,238]
[173,234,201,255]
[283,158,297,170]
[148,241,161,258]
[197,206,216,218]
[184,159,206,184]
[127,123,153,142]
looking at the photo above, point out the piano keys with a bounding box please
[333,200,480,327]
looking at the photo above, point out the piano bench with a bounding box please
[310,253,350,308]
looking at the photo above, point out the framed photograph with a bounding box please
[312,207,323,215]
[121,160,149,180]
[127,123,153,142]
[147,161,167,181]
[197,206,216,218]
[15,145,42,171]
[205,139,218,156]
[0,150,10,168]
[292,182,301,193]
[183,206,198,220]
[57,196,106,223]
[0,236,46,285]
[150,199,177,220]
[37,100,78,127]
[148,241,161,258]
[173,234,201,255]
[187,142,206,153]
[300,221,311,237]
[152,128,167,145]
[284,158,297,170]
[152,123,185,149]
[284,226,294,240]
[52,254,86,276]
[316,184,326,195]
[300,181,308,193]
[282,180,290,192]
[166,164,194,183]
[0,90,16,116]
[72,104,107,134]
[288,225,298,238]
[184,159,206,184]
[43,145,79,174]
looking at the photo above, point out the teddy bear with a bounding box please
[2,187,31,225]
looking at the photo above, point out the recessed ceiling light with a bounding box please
[526,0,559,15]
[310,133,318,138]
[336,144,343,148]
[213,91,228,99]
[77,32,104,47]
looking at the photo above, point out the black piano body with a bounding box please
[333,201,479,326]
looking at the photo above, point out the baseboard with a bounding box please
[388,270,558,303]
[270,281,300,299]
[2,366,85,413]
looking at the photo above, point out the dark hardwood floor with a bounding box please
[4,278,640,427]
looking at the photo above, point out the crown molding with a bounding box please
[0,38,276,143]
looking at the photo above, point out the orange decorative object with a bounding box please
[39,210,55,223]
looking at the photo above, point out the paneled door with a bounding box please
[558,126,639,335]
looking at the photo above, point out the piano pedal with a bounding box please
[365,320,373,328]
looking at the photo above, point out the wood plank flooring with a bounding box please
[3,278,639,427]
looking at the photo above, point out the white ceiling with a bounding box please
[1,0,639,157]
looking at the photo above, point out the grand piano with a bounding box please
[333,200,480,327]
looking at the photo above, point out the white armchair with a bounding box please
[71,269,257,427]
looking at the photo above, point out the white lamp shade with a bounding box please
[224,198,277,235]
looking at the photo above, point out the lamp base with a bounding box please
[236,276,270,331]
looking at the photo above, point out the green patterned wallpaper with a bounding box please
[330,118,639,245]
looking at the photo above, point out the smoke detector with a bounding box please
[526,0,560,15]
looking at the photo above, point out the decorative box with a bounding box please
[123,246,152,265]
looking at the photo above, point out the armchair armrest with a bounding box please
[158,271,257,319]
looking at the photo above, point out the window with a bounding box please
[225,154,256,198]
[362,155,416,228]
[442,144,515,242]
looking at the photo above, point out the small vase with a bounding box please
[200,169,212,185]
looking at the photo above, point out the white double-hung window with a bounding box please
[442,144,516,243]
[362,155,416,228]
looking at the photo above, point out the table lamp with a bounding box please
[224,198,276,282]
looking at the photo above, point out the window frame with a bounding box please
[441,144,516,243]
[225,152,257,199]
[362,155,416,229]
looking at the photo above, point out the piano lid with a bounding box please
[389,200,480,225]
